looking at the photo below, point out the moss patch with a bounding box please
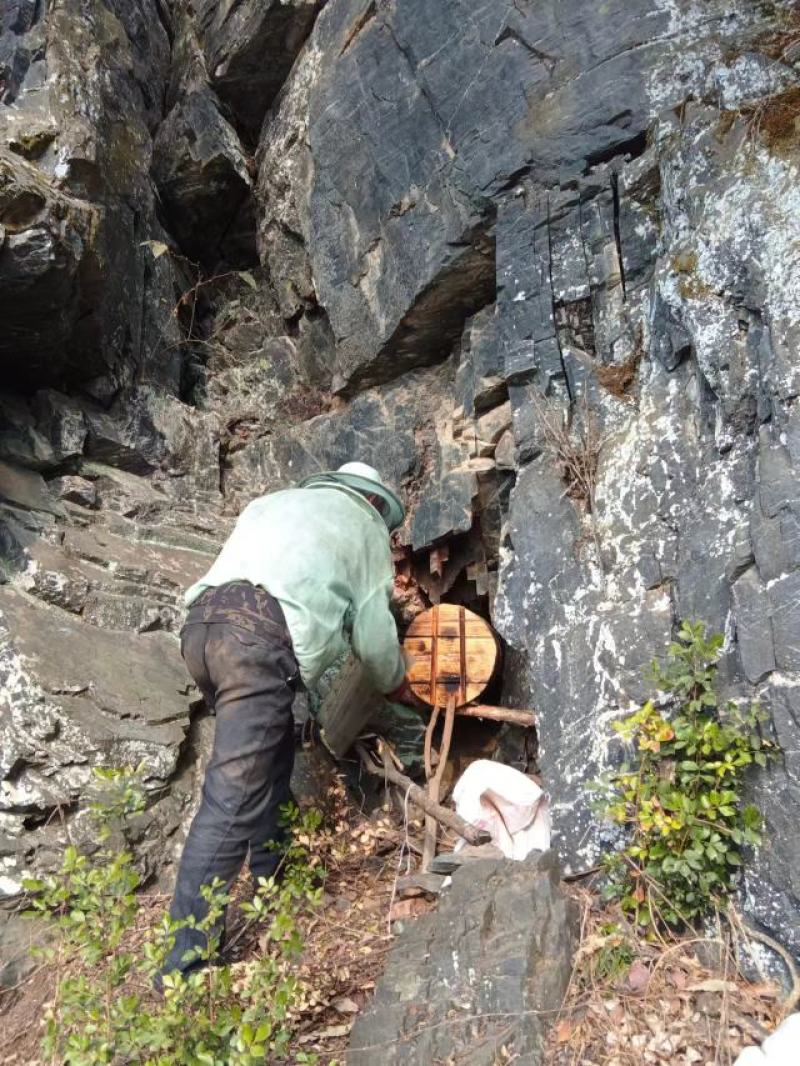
[8,129,57,161]
[671,250,698,275]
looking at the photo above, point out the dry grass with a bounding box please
[746,86,800,154]
[276,385,332,424]
[594,357,640,401]
[547,887,789,1066]
[530,392,604,511]
[584,324,644,404]
[749,6,800,63]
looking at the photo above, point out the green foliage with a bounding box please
[591,922,635,983]
[24,766,145,968]
[24,767,326,1065]
[597,621,774,932]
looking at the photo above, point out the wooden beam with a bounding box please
[456,704,536,728]
[421,693,456,872]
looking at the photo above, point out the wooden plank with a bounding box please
[405,649,495,679]
[407,618,493,636]
[458,606,467,707]
[405,604,491,633]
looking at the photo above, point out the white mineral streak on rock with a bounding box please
[714,54,794,109]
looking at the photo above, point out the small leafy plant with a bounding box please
[24,767,326,1065]
[591,922,636,983]
[597,621,773,932]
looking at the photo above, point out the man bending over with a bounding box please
[162,461,413,977]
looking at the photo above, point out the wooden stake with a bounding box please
[422,692,457,872]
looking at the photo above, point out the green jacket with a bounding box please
[185,484,405,693]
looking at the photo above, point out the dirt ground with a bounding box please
[548,884,795,1066]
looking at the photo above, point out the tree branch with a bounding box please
[354,743,491,847]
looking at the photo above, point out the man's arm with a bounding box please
[351,580,406,696]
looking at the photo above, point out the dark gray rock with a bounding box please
[31,390,88,465]
[0,387,221,924]
[0,584,192,890]
[2,0,800,987]
[455,307,507,418]
[84,400,167,475]
[348,851,577,1064]
[0,494,219,903]
[259,0,768,393]
[0,152,96,389]
[770,571,800,674]
[410,461,477,551]
[152,89,254,267]
[732,568,775,684]
[225,362,442,511]
[0,393,57,470]
[50,476,97,509]
[743,741,800,960]
[651,292,694,372]
[0,0,45,105]
[103,0,171,132]
[78,387,222,502]
[1,0,40,35]
[496,188,562,388]
[259,0,495,393]
[0,460,64,516]
[193,0,325,139]
[0,1,181,395]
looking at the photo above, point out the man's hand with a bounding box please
[385,678,420,706]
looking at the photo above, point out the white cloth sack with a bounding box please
[452,759,551,860]
[733,1013,800,1066]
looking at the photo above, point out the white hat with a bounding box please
[299,462,406,530]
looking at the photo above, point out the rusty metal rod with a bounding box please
[456,704,536,727]
[354,742,492,847]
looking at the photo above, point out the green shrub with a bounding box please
[597,621,773,932]
[24,767,327,1065]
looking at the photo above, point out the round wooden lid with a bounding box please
[403,604,498,708]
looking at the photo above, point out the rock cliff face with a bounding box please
[1,0,799,985]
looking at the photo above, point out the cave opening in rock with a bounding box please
[395,518,524,778]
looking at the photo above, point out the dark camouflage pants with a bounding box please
[162,582,299,977]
